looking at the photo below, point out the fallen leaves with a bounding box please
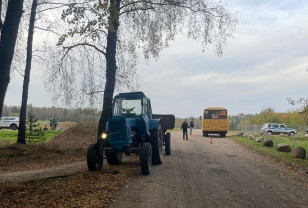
[0,159,139,207]
[0,144,87,173]
[0,127,141,207]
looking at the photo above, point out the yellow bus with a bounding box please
[202,107,228,137]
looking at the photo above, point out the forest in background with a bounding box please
[2,105,100,123]
[3,105,308,131]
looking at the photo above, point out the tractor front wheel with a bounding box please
[87,143,103,171]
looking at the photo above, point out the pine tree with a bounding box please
[26,107,45,143]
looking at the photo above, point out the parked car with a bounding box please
[261,123,297,136]
[0,116,20,130]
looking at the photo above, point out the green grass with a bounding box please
[0,129,60,146]
[0,130,18,140]
[167,128,180,132]
[228,131,242,135]
[44,131,61,140]
[232,135,308,168]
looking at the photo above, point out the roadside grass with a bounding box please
[228,131,242,135]
[232,135,308,169]
[0,122,84,173]
[167,128,180,132]
[0,130,60,146]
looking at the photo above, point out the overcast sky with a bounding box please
[4,0,308,118]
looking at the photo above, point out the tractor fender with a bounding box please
[149,118,161,131]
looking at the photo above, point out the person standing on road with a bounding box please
[190,119,195,135]
[181,119,189,140]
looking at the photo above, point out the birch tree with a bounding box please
[17,0,38,144]
[52,0,238,140]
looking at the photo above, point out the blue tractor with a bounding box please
[87,92,175,175]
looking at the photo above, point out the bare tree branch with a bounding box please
[63,43,106,56]
[120,6,155,15]
[32,54,47,63]
[120,0,223,18]
[37,1,68,6]
[37,5,67,14]
[83,90,105,95]
[35,26,60,35]
[12,67,25,77]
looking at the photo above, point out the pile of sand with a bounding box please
[44,122,98,150]
[57,121,77,131]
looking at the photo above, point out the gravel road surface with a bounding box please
[109,130,308,208]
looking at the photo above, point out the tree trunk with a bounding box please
[0,0,3,30]
[0,0,24,118]
[97,0,121,141]
[17,0,38,144]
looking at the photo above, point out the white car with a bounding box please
[0,116,20,130]
[261,123,297,136]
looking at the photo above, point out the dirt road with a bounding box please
[109,130,308,208]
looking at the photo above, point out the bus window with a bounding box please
[204,110,227,119]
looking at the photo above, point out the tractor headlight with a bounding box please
[130,131,136,137]
[101,132,108,139]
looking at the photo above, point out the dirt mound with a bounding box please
[57,121,77,131]
[44,122,98,150]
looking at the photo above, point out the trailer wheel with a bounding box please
[165,132,171,155]
[150,124,163,165]
[87,143,103,171]
[106,152,123,165]
[140,142,152,175]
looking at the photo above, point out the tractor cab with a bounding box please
[112,92,151,118]
[106,92,153,151]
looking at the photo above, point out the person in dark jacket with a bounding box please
[181,119,189,140]
[190,119,195,135]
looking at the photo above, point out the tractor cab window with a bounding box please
[142,99,148,114]
[113,98,142,117]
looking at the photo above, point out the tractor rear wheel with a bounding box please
[165,133,171,155]
[140,142,152,175]
[87,143,103,171]
[106,152,123,165]
[150,124,163,165]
